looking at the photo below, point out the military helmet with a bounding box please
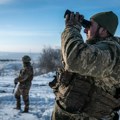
[22,55,31,62]
[91,11,118,35]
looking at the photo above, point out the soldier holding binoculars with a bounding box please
[50,10,120,120]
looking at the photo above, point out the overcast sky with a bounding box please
[0,0,120,53]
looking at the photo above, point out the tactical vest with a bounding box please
[53,70,120,119]
[19,65,33,89]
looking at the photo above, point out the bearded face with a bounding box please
[84,19,100,40]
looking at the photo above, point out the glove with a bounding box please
[14,78,18,85]
[49,75,57,88]
[65,11,83,31]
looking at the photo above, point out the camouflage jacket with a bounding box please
[61,27,120,95]
[17,64,33,88]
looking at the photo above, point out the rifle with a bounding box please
[13,78,19,94]
[113,112,119,120]
[12,83,17,94]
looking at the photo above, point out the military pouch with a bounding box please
[114,88,120,99]
[59,70,73,86]
[58,74,93,113]
[56,71,74,100]
[84,87,120,119]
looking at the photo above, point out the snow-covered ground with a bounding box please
[0,73,55,120]
[1,74,120,120]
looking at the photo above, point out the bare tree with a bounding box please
[38,47,62,74]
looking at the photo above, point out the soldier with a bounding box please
[14,55,33,113]
[51,11,120,120]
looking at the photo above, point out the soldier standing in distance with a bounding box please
[51,10,120,120]
[14,55,33,113]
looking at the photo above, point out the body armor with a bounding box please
[50,69,120,119]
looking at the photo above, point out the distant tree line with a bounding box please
[0,59,18,62]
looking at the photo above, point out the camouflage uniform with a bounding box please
[51,11,120,120]
[14,55,33,112]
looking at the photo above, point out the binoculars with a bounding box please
[64,9,91,28]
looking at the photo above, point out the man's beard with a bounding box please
[86,30,101,44]
[86,37,101,44]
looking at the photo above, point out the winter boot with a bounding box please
[14,100,21,110]
[14,95,21,110]
[14,103,21,110]
[22,107,29,113]
[22,98,29,113]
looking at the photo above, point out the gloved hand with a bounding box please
[14,78,18,85]
[65,11,83,31]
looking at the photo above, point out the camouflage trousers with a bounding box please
[51,101,98,120]
[15,85,31,109]
[51,101,116,120]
